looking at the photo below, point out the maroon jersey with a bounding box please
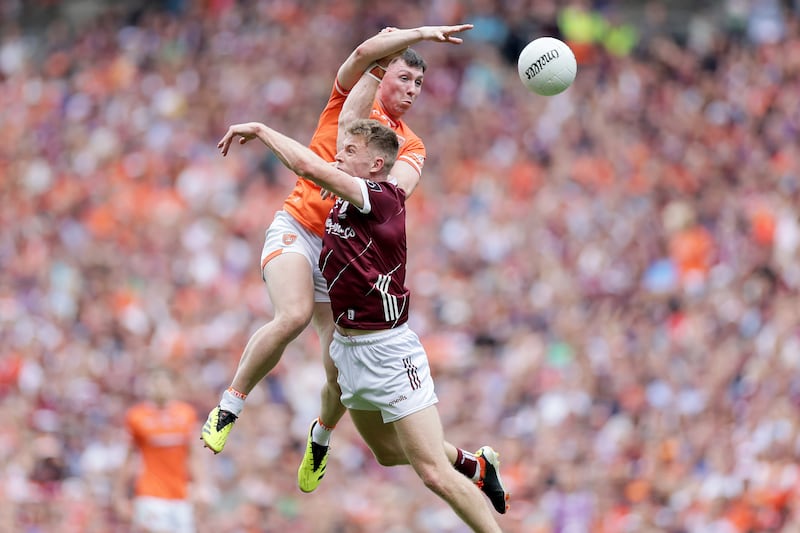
[320,179,409,330]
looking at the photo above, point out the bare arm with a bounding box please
[337,70,379,152]
[389,160,422,196]
[336,73,423,197]
[218,122,367,208]
[333,25,473,194]
[336,24,473,91]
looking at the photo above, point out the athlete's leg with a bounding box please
[348,409,406,466]
[311,302,346,428]
[203,251,316,453]
[298,302,348,492]
[347,409,480,469]
[351,407,502,532]
[230,253,315,394]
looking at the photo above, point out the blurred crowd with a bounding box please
[2,0,800,531]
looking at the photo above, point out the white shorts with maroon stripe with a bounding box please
[330,323,438,423]
[260,210,330,303]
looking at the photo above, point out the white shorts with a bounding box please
[260,210,329,303]
[133,496,194,533]
[331,324,438,423]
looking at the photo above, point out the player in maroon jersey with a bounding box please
[217,117,508,529]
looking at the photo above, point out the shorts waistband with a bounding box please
[333,323,408,345]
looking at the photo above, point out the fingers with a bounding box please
[218,123,256,155]
[430,24,473,44]
[445,23,473,42]
[320,184,338,200]
[218,134,233,156]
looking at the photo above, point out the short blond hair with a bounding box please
[346,119,399,175]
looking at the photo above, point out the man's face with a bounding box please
[335,134,376,178]
[377,59,423,118]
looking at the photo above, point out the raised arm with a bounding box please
[218,122,366,207]
[337,69,380,152]
[336,24,473,92]
[336,73,423,197]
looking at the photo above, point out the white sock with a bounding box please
[311,418,333,446]
[219,388,246,416]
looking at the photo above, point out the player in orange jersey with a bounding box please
[116,367,202,533]
[202,25,473,488]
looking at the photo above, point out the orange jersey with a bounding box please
[125,401,197,500]
[283,79,426,237]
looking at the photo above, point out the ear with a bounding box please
[370,157,385,174]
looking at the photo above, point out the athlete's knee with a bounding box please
[323,363,340,385]
[272,306,313,338]
[322,377,341,401]
[414,463,448,494]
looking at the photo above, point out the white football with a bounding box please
[517,37,577,96]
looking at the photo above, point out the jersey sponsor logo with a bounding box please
[370,109,397,129]
[368,110,405,146]
[366,180,382,192]
[347,309,355,320]
[337,200,349,218]
[325,217,356,239]
[410,153,425,166]
[282,233,297,245]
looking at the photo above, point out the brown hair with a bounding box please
[392,47,427,72]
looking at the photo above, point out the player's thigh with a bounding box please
[311,302,334,346]
[349,409,406,465]
[263,252,315,320]
[391,405,448,469]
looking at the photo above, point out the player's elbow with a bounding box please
[351,44,371,65]
[338,110,357,132]
[397,174,421,197]
[294,158,318,181]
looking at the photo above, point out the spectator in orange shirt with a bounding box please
[114,366,202,533]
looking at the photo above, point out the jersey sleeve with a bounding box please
[396,135,426,177]
[363,180,404,223]
[307,80,350,160]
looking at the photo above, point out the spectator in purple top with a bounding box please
[216,115,508,531]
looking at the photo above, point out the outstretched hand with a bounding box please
[423,24,474,44]
[374,24,474,68]
[218,122,263,156]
